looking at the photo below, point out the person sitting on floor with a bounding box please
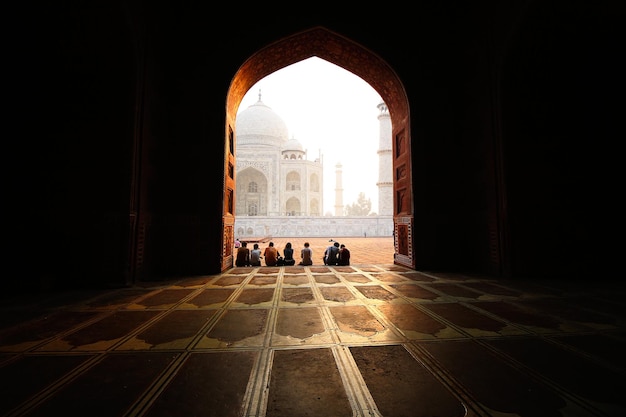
[338,244,351,265]
[282,242,296,266]
[263,241,280,266]
[235,241,250,267]
[323,241,340,265]
[250,243,262,266]
[299,242,313,266]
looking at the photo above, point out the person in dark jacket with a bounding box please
[323,241,340,265]
[282,242,296,266]
[338,244,351,265]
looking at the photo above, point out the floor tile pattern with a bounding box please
[1,263,625,417]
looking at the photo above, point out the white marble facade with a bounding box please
[234,215,394,239]
[235,92,393,238]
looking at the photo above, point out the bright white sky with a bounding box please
[237,57,384,215]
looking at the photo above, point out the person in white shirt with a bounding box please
[250,243,262,266]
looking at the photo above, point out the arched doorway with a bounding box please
[222,26,413,271]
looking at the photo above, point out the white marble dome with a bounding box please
[282,137,304,152]
[236,98,289,148]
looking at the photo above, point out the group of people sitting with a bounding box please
[234,239,350,267]
[234,241,295,267]
[322,240,351,266]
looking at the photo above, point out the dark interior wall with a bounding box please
[501,0,625,279]
[190,6,500,277]
[407,2,500,274]
[7,3,137,291]
[126,1,626,281]
[134,12,225,280]
[6,1,623,294]
[134,3,516,279]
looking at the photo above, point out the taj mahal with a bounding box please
[234,91,393,238]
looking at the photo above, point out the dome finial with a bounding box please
[258,89,262,102]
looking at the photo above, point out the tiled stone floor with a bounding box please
[1,245,625,416]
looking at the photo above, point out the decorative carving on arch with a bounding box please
[239,160,270,177]
[395,130,407,157]
[396,164,407,181]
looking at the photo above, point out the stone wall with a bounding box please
[235,215,393,239]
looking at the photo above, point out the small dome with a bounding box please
[282,136,304,152]
[236,96,289,148]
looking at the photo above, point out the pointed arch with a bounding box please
[227,27,408,127]
[223,26,414,270]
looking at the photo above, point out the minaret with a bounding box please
[334,162,344,216]
[377,101,393,216]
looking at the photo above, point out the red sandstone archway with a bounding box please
[222,26,413,271]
